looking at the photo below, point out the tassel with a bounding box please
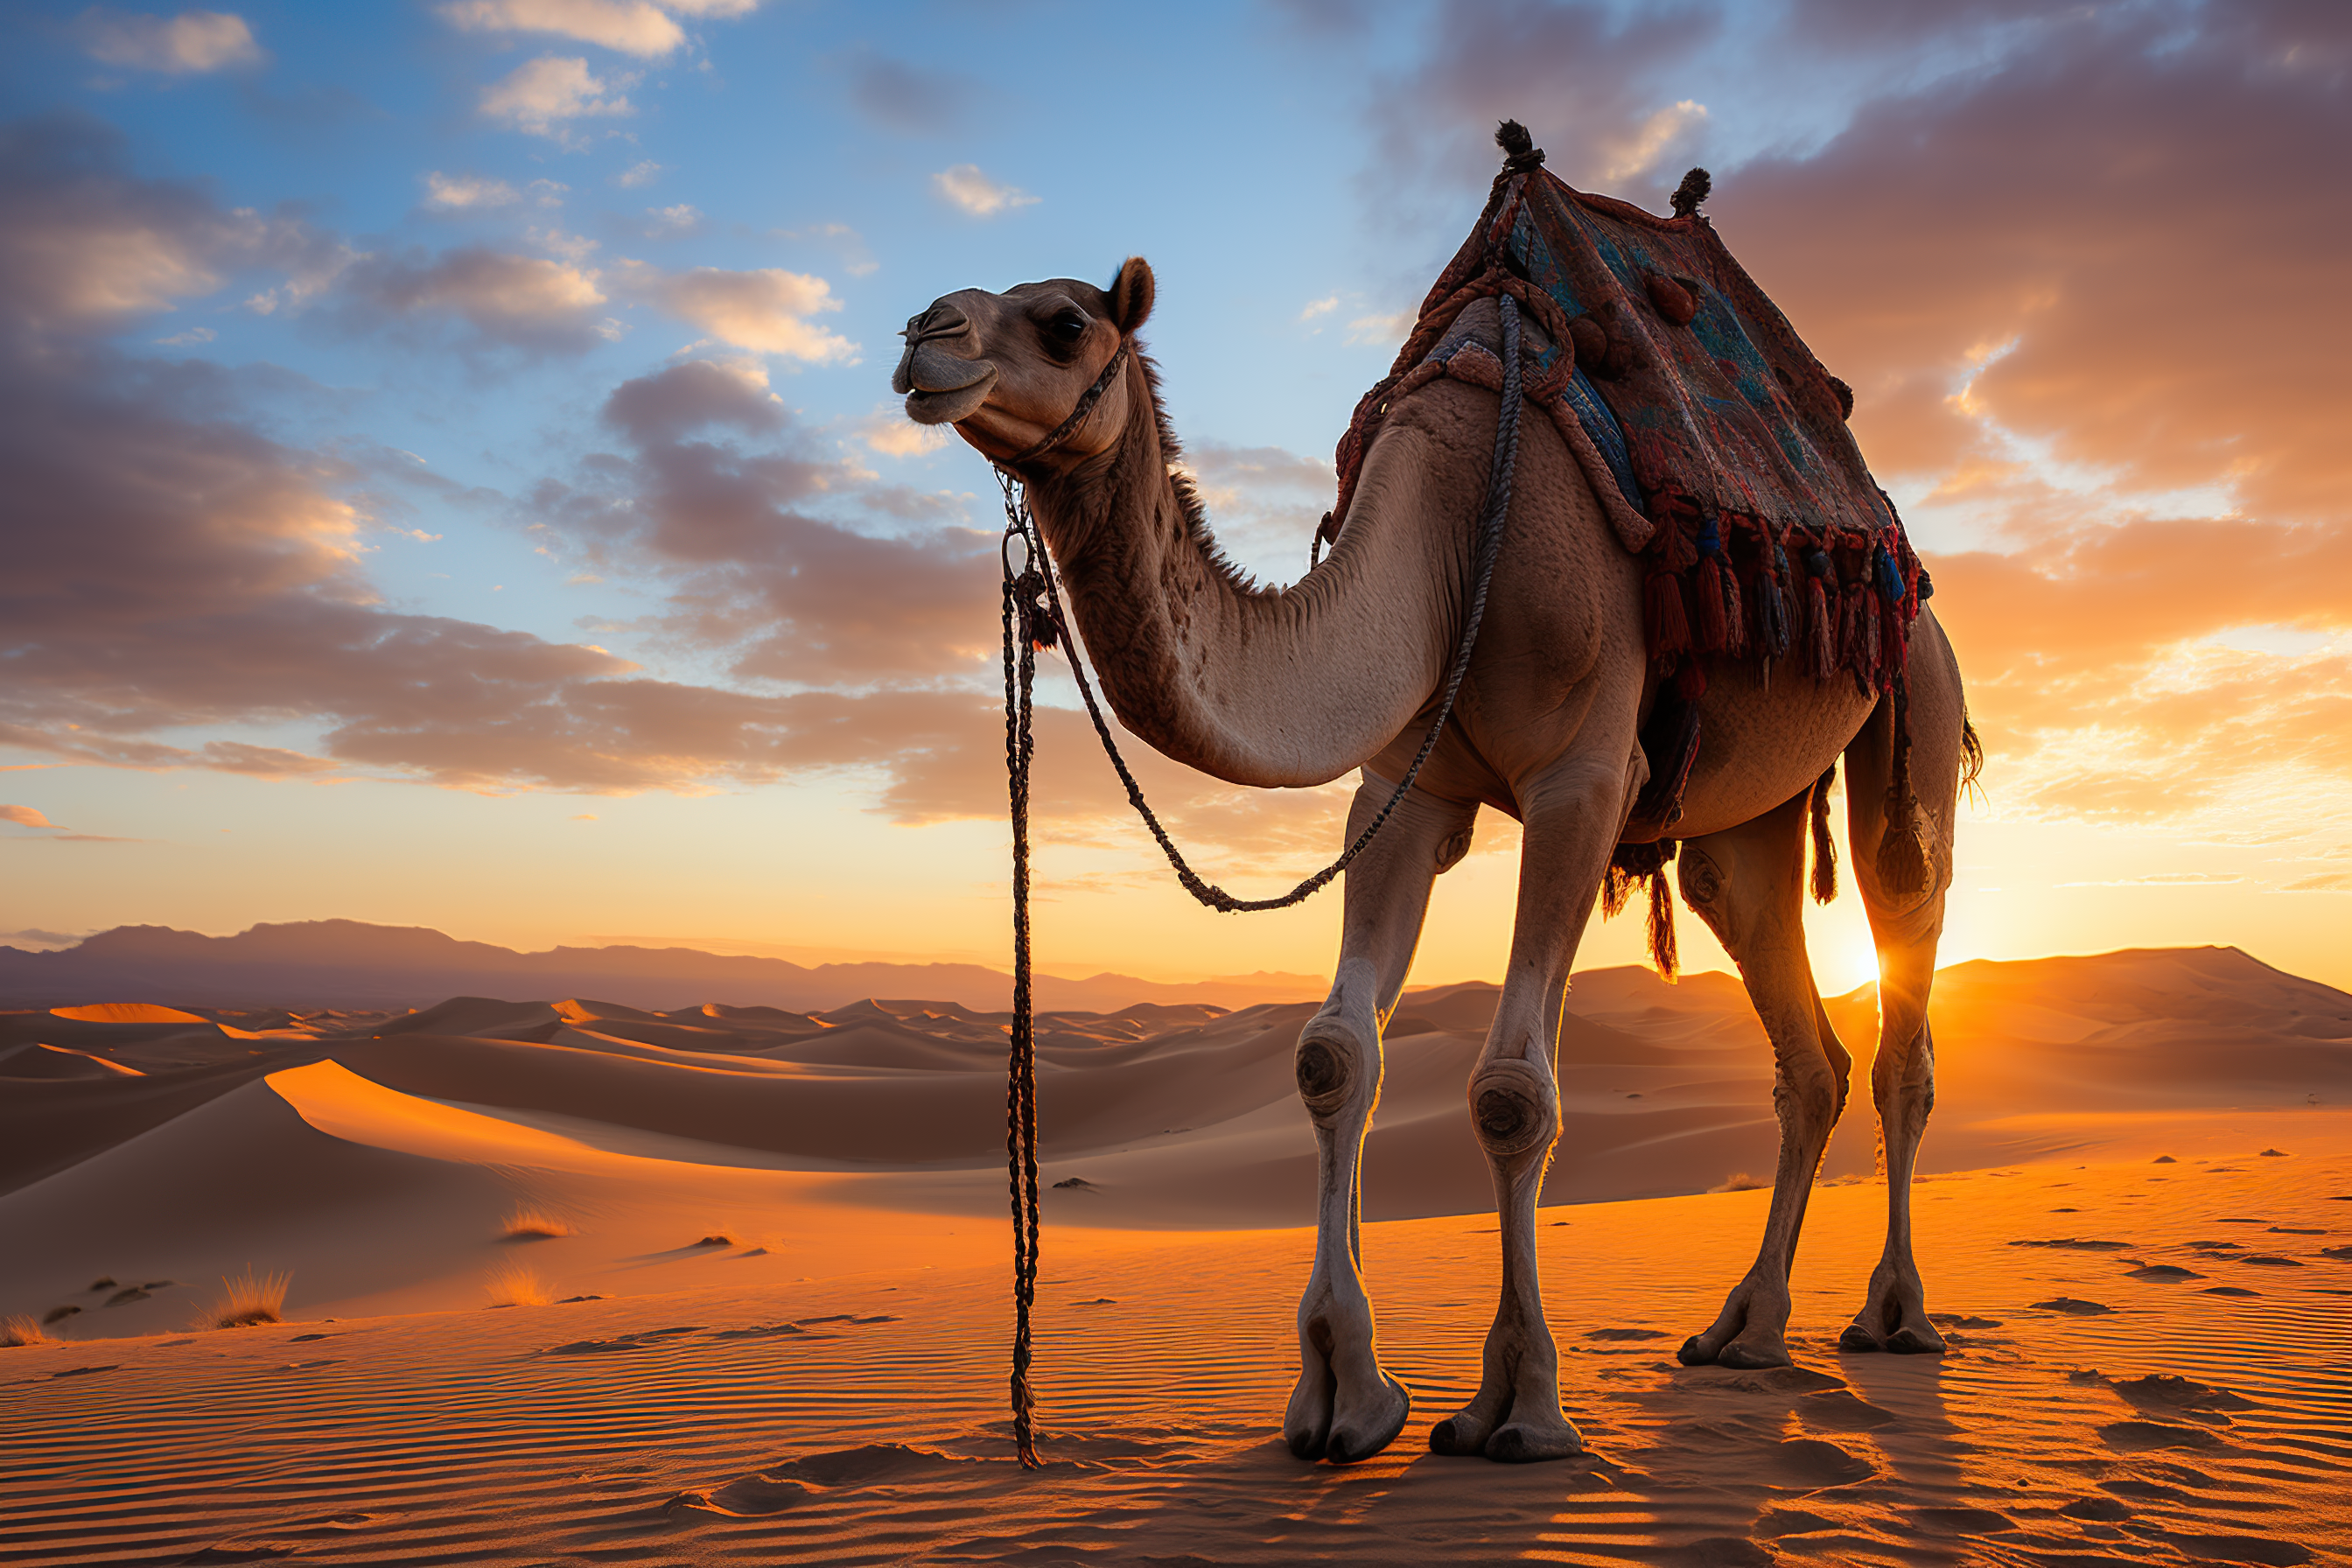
[1647,861,1679,981]
[1810,762,1838,905]
[1719,546,1747,656]
[1646,570,1690,664]
[1863,590,1883,690]
[1876,682,1932,896]
[1675,657,1707,702]
[1693,554,1728,652]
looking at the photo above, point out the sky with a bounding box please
[2,0,2348,995]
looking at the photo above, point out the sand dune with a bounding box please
[1,944,2347,1563]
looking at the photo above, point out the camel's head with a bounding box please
[894,256,1155,470]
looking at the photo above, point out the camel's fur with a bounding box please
[899,256,1969,1465]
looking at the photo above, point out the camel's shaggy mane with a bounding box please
[1130,343,1274,599]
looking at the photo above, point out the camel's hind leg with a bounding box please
[1672,790,1854,1368]
[1839,612,1967,1354]
[1286,774,1478,1465]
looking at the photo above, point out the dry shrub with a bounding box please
[485,1263,551,1308]
[208,1269,290,1328]
[2,1314,52,1348]
[503,1205,573,1241]
[1709,1172,1764,1194]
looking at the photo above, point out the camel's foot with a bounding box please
[1284,1291,1409,1464]
[1838,1260,1946,1355]
[1428,1371,1583,1463]
[1677,1272,1794,1368]
[1285,1359,1410,1464]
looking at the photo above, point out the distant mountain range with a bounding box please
[0,920,1332,1014]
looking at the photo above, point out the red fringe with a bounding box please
[1720,553,1747,656]
[1675,659,1707,702]
[1646,570,1690,662]
[1806,578,1834,680]
[1693,555,1728,653]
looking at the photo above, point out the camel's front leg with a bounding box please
[1286,775,1477,1464]
[1673,792,1852,1368]
[1429,755,1626,1464]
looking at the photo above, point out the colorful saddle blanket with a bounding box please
[1328,138,1928,708]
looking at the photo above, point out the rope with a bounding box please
[1000,556,1045,1468]
[990,295,1526,1464]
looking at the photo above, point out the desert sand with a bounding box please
[2,945,2348,1564]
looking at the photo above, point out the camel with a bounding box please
[895,234,1970,1466]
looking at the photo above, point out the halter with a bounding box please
[1000,340,1130,469]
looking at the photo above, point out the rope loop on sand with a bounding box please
[992,293,1526,1465]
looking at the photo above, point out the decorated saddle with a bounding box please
[1320,123,1935,945]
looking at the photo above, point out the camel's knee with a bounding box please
[1296,1023,1377,1122]
[1774,1046,1844,1141]
[1870,1021,1936,1118]
[1468,1057,1558,1160]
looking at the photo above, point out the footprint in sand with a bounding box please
[668,1443,978,1517]
[2060,1495,2132,1521]
[2112,1373,2256,1418]
[1910,1506,2015,1536]
[2124,1264,2202,1280]
[1586,1327,1670,1341]
[2322,1245,2352,1260]
[1929,1312,2003,1328]
[2099,1419,2224,1452]
[2236,1254,2304,1267]
[1764,1437,1873,1488]
[2268,1226,2325,1235]
[2031,1297,2114,1315]
[1798,1389,1897,1431]
[2202,1285,2261,1297]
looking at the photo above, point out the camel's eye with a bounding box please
[1046,309,1088,344]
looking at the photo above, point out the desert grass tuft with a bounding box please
[1708,1172,1764,1194]
[502,1206,572,1242]
[485,1263,551,1308]
[3,1314,53,1348]
[207,1269,290,1328]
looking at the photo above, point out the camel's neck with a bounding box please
[1024,357,1462,788]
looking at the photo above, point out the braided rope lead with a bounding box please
[991,294,1522,1467]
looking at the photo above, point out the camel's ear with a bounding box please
[1107,256,1155,335]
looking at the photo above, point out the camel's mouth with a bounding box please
[904,365,998,427]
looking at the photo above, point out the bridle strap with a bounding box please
[1001,340,1130,469]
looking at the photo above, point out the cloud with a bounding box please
[612,158,662,188]
[846,53,978,136]
[153,325,215,346]
[857,403,946,458]
[931,164,1036,218]
[81,9,262,74]
[0,115,348,332]
[334,246,611,355]
[0,804,60,829]
[424,172,519,210]
[620,262,853,360]
[1298,295,1338,321]
[440,0,683,58]
[640,201,702,236]
[479,56,633,139]
[1342,311,1409,346]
